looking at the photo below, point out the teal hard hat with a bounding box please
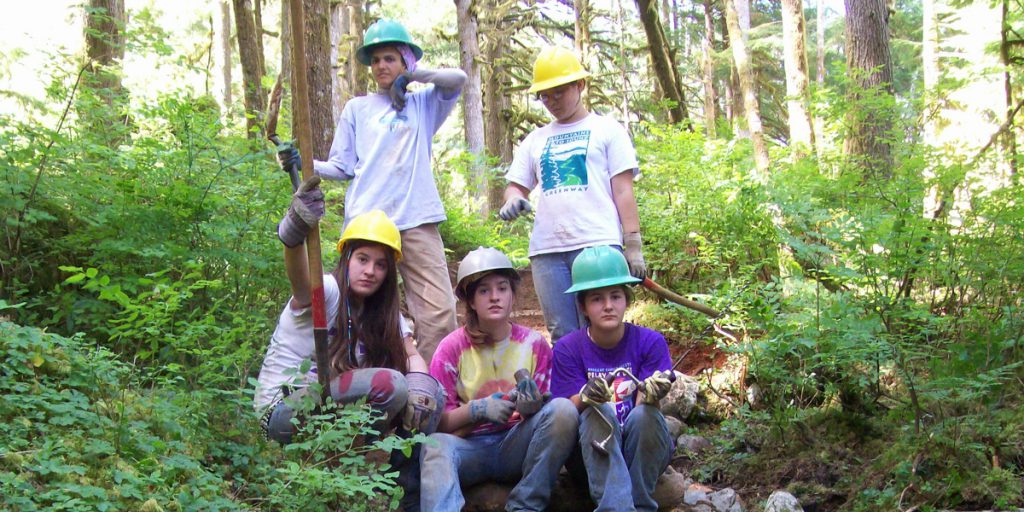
[356,19,423,66]
[564,245,640,294]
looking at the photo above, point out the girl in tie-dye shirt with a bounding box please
[420,247,579,511]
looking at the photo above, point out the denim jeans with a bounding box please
[530,249,587,342]
[420,398,579,511]
[569,403,672,512]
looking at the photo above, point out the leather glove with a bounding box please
[639,371,673,405]
[623,232,646,280]
[402,372,441,433]
[499,197,532,221]
[277,175,324,247]
[390,73,412,111]
[513,375,544,417]
[277,142,301,174]
[469,396,516,424]
[580,376,611,405]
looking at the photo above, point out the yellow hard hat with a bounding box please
[528,46,590,94]
[337,210,402,261]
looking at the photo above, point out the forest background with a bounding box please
[1,0,1023,510]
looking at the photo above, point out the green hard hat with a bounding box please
[356,19,423,66]
[564,245,640,294]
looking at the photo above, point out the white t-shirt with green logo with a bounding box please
[506,113,639,256]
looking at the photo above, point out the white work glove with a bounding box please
[277,176,323,247]
[623,232,647,280]
[499,197,532,221]
[579,377,611,405]
[469,396,516,424]
[639,371,673,405]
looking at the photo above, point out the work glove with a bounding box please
[402,372,441,434]
[499,197,532,221]
[277,141,301,174]
[623,232,647,280]
[639,371,674,405]
[580,376,611,405]
[513,375,545,417]
[389,73,412,111]
[469,396,516,424]
[277,175,324,247]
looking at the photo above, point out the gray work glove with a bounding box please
[469,396,516,424]
[402,372,441,433]
[639,371,673,405]
[277,142,301,174]
[277,175,324,247]
[623,232,647,280]
[513,375,545,417]
[389,73,411,111]
[580,376,611,405]
[499,197,532,221]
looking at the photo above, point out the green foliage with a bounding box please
[0,320,413,511]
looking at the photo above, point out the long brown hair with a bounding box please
[327,240,408,375]
[461,269,520,344]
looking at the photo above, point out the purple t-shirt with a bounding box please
[551,323,671,425]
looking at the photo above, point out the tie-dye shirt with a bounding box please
[429,324,553,436]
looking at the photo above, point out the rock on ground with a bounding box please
[764,490,803,512]
[661,373,700,421]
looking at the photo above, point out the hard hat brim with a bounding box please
[564,274,640,294]
[528,70,590,94]
[356,41,424,66]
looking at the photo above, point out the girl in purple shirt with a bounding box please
[550,245,675,512]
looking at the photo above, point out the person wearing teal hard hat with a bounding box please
[276,18,466,368]
[499,46,647,344]
[550,245,675,512]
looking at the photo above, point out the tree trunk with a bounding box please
[85,0,126,93]
[724,0,770,175]
[281,0,291,93]
[482,3,514,213]
[574,0,593,108]
[781,0,815,152]
[814,0,826,154]
[233,0,266,138]
[455,0,488,216]
[702,0,717,138]
[843,0,894,176]
[720,8,747,138]
[347,0,368,97]
[219,1,233,119]
[300,0,335,158]
[329,0,345,123]
[636,0,689,126]
[614,0,633,129]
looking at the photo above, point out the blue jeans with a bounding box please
[420,398,579,511]
[530,249,587,341]
[569,403,672,512]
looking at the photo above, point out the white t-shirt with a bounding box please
[313,85,459,231]
[253,274,412,410]
[505,113,639,256]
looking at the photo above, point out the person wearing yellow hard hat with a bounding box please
[500,46,647,343]
[276,18,465,364]
[255,185,443,510]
